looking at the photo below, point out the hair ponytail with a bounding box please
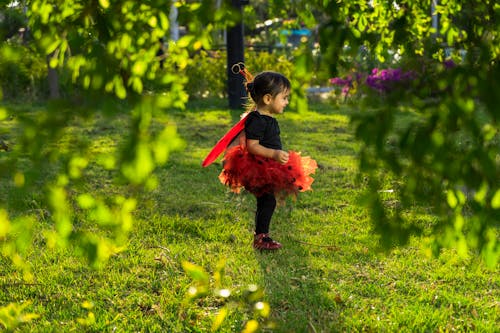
[231,63,290,112]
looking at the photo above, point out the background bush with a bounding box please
[0,43,48,101]
[161,49,296,101]
[0,7,25,41]
[1,46,299,103]
[183,50,226,99]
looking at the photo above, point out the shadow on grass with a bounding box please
[253,210,342,332]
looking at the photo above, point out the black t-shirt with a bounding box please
[245,111,282,150]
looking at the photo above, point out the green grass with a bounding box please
[0,100,498,332]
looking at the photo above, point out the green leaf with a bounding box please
[152,125,183,165]
[473,183,488,203]
[242,319,259,333]
[0,45,20,61]
[177,35,194,48]
[0,302,39,330]
[119,198,136,232]
[77,194,95,209]
[41,37,60,55]
[182,261,209,283]
[120,34,132,50]
[446,28,456,46]
[254,301,270,318]
[482,124,497,141]
[482,228,499,268]
[0,209,10,239]
[49,57,58,68]
[130,77,144,94]
[48,186,72,239]
[69,156,88,179]
[447,190,465,209]
[358,14,367,31]
[37,2,54,24]
[0,107,7,121]
[159,12,170,31]
[114,76,127,99]
[91,203,113,225]
[135,143,154,180]
[211,307,228,332]
[148,16,158,28]
[98,0,110,9]
[491,189,500,209]
[446,190,458,208]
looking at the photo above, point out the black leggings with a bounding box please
[255,193,277,234]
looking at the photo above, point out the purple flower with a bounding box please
[341,85,350,95]
[365,67,415,92]
[329,67,416,97]
[443,59,456,69]
[330,75,357,96]
[330,77,349,86]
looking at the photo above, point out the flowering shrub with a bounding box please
[329,67,415,98]
[329,59,461,99]
[365,68,415,92]
[329,74,360,96]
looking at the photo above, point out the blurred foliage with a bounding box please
[0,301,39,331]
[0,5,25,41]
[182,259,273,332]
[0,42,48,101]
[0,0,230,278]
[287,0,499,266]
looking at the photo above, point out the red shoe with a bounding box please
[253,233,282,250]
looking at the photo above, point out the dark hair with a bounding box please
[246,71,291,105]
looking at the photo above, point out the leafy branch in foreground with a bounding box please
[298,0,500,266]
[0,0,225,277]
[351,53,499,267]
[0,301,39,332]
[182,260,273,332]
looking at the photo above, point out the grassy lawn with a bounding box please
[0,99,498,332]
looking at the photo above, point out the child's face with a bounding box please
[269,89,290,114]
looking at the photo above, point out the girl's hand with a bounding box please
[273,150,289,164]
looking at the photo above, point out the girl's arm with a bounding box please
[247,139,289,164]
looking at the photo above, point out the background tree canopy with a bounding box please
[0,0,498,278]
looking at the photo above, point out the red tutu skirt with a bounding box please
[218,145,318,198]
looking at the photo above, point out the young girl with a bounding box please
[217,69,318,250]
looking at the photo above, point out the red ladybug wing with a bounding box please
[202,114,248,167]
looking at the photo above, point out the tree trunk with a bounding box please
[47,54,60,99]
[227,0,246,109]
